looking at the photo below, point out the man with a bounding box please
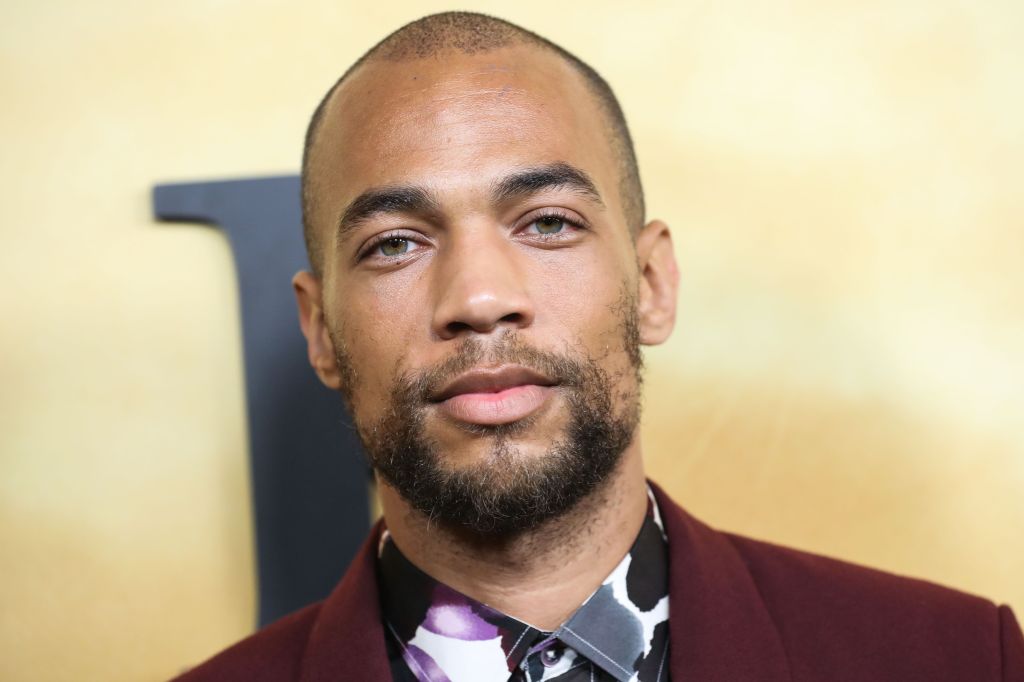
[177,11,1024,681]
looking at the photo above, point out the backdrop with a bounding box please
[1,1,1021,680]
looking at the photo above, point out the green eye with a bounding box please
[379,237,410,256]
[534,216,565,234]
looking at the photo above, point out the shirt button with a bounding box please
[540,645,563,667]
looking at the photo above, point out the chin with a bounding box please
[426,403,570,464]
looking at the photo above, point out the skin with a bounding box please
[294,44,680,630]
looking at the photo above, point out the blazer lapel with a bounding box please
[652,483,792,682]
[299,521,392,682]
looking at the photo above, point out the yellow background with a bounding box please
[1,1,1021,680]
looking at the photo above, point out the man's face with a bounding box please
[297,45,676,534]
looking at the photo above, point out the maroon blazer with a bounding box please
[175,483,1024,681]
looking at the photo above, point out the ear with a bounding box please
[634,219,679,345]
[292,270,342,390]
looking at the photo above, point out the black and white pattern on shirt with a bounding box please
[379,488,670,682]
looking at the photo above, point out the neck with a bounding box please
[377,442,649,630]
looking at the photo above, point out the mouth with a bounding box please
[429,365,559,426]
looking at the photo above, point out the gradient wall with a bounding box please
[1,1,1021,680]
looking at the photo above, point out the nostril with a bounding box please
[442,312,525,339]
[499,312,524,325]
[444,320,476,337]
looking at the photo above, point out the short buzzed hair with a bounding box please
[301,11,645,276]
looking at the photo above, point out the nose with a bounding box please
[431,228,535,340]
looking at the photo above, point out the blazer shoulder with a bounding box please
[723,531,998,616]
[723,531,1011,678]
[172,602,323,682]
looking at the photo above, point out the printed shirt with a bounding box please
[377,490,671,682]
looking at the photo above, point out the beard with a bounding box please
[335,295,643,537]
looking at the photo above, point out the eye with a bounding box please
[522,210,588,239]
[378,236,411,256]
[531,215,566,235]
[357,230,426,263]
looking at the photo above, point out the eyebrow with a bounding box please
[336,185,441,243]
[335,161,604,243]
[490,162,604,208]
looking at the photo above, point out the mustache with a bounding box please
[397,333,590,404]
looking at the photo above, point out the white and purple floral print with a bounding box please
[379,491,670,682]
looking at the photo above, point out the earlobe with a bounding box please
[635,220,680,346]
[292,270,343,390]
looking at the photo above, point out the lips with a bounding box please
[430,365,558,426]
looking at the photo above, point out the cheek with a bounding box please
[330,282,425,411]
[529,248,634,348]
[336,263,428,345]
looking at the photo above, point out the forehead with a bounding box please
[307,45,619,239]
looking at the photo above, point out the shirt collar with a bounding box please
[377,488,669,682]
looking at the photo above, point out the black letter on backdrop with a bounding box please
[153,175,369,627]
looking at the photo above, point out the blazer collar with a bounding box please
[650,481,792,681]
[299,521,391,682]
[301,483,792,682]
